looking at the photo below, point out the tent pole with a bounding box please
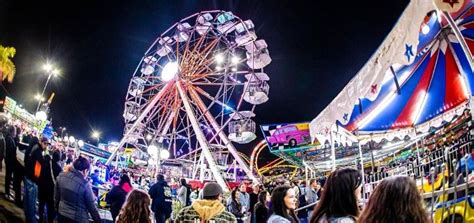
[330,128,336,171]
[441,11,474,71]
[357,132,366,200]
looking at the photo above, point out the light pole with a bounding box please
[36,63,60,112]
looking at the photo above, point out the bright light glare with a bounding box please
[215,66,222,71]
[421,25,430,35]
[231,67,237,72]
[146,134,153,141]
[34,94,44,101]
[92,131,101,139]
[231,56,240,64]
[223,104,232,111]
[215,54,224,64]
[161,62,179,81]
[78,140,84,147]
[160,149,170,159]
[35,111,47,121]
[68,136,76,144]
[52,69,60,76]
[148,145,158,160]
[43,63,53,72]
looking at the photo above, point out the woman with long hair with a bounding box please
[116,189,152,223]
[107,174,133,222]
[254,190,271,223]
[358,176,429,223]
[228,188,246,223]
[177,178,191,206]
[310,168,362,223]
[267,185,299,223]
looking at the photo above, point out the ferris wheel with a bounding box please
[105,10,272,189]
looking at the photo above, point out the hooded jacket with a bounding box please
[175,199,237,223]
[149,179,173,216]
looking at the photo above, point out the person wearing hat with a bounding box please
[176,182,237,223]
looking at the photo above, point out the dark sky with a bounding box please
[0,0,408,159]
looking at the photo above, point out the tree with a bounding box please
[0,45,16,83]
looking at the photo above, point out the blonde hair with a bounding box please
[116,189,152,223]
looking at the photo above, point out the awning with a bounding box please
[310,0,437,138]
[343,5,474,133]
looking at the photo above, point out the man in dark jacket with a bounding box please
[24,136,48,223]
[149,174,172,223]
[55,156,101,223]
[106,174,132,222]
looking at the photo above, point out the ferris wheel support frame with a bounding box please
[188,86,258,183]
[105,82,173,166]
[155,110,176,176]
[176,81,229,191]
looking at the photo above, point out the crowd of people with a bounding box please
[171,167,429,223]
[0,118,433,223]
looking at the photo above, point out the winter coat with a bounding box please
[175,199,237,223]
[227,200,245,219]
[106,182,132,220]
[148,180,172,217]
[25,144,44,183]
[55,169,101,223]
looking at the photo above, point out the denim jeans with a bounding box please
[24,178,38,223]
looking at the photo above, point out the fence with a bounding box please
[362,133,474,222]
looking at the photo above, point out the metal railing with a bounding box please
[361,133,473,223]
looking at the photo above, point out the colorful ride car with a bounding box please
[267,124,311,147]
[430,186,474,223]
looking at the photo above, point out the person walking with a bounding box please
[148,174,172,223]
[55,156,101,223]
[116,189,152,223]
[176,182,237,222]
[358,176,429,223]
[24,136,48,223]
[106,174,133,222]
[267,185,299,223]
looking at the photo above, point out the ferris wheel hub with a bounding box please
[161,61,179,81]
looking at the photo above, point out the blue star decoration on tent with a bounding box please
[343,113,349,121]
[405,44,414,61]
[443,0,459,8]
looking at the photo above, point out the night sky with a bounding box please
[0,0,408,160]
